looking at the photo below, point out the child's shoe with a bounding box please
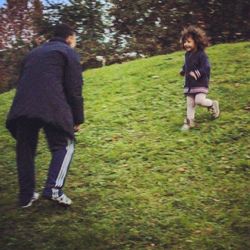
[208,100,220,118]
[181,118,195,131]
[21,192,40,208]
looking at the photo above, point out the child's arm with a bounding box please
[180,64,186,76]
[190,52,210,80]
[189,71,198,80]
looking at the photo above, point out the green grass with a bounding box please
[0,42,249,250]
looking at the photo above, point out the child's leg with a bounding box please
[195,93,220,118]
[186,95,196,121]
[181,95,196,130]
[195,93,213,107]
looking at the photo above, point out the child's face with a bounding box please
[183,36,196,52]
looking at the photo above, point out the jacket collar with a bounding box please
[49,37,68,45]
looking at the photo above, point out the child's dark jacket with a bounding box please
[180,50,210,91]
[6,37,84,139]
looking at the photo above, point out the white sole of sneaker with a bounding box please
[213,101,220,118]
[21,192,40,208]
[43,195,72,207]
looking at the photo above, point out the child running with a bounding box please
[180,25,220,131]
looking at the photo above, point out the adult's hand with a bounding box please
[74,124,81,132]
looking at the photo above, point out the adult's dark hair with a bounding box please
[53,23,75,39]
[180,26,209,50]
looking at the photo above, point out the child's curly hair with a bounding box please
[180,26,209,50]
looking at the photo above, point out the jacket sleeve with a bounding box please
[64,50,84,125]
[180,64,185,76]
[193,52,210,79]
[14,56,26,86]
[180,53,187,76]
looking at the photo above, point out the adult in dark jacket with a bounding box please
[6,24,84,208]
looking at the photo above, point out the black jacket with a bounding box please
[180,50,210,89]
[6,37,84,139]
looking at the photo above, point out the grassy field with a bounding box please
[0,42,249,250]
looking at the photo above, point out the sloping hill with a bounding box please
[0,42,249,250]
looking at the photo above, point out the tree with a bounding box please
[0,0,44,92]
[198,0,250,43]
[0,0,35,50]
[32,0,44,34]
[109,0,250,56]
[43,0,108,62]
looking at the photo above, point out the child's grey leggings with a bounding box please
[186,93,213,120]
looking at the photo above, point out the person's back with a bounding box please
[6,23,84,208]
[7,36,83,139]
[19,40,68,101]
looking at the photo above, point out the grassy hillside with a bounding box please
[0,42,249,250]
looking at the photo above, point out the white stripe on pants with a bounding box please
[55,140,74,188]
